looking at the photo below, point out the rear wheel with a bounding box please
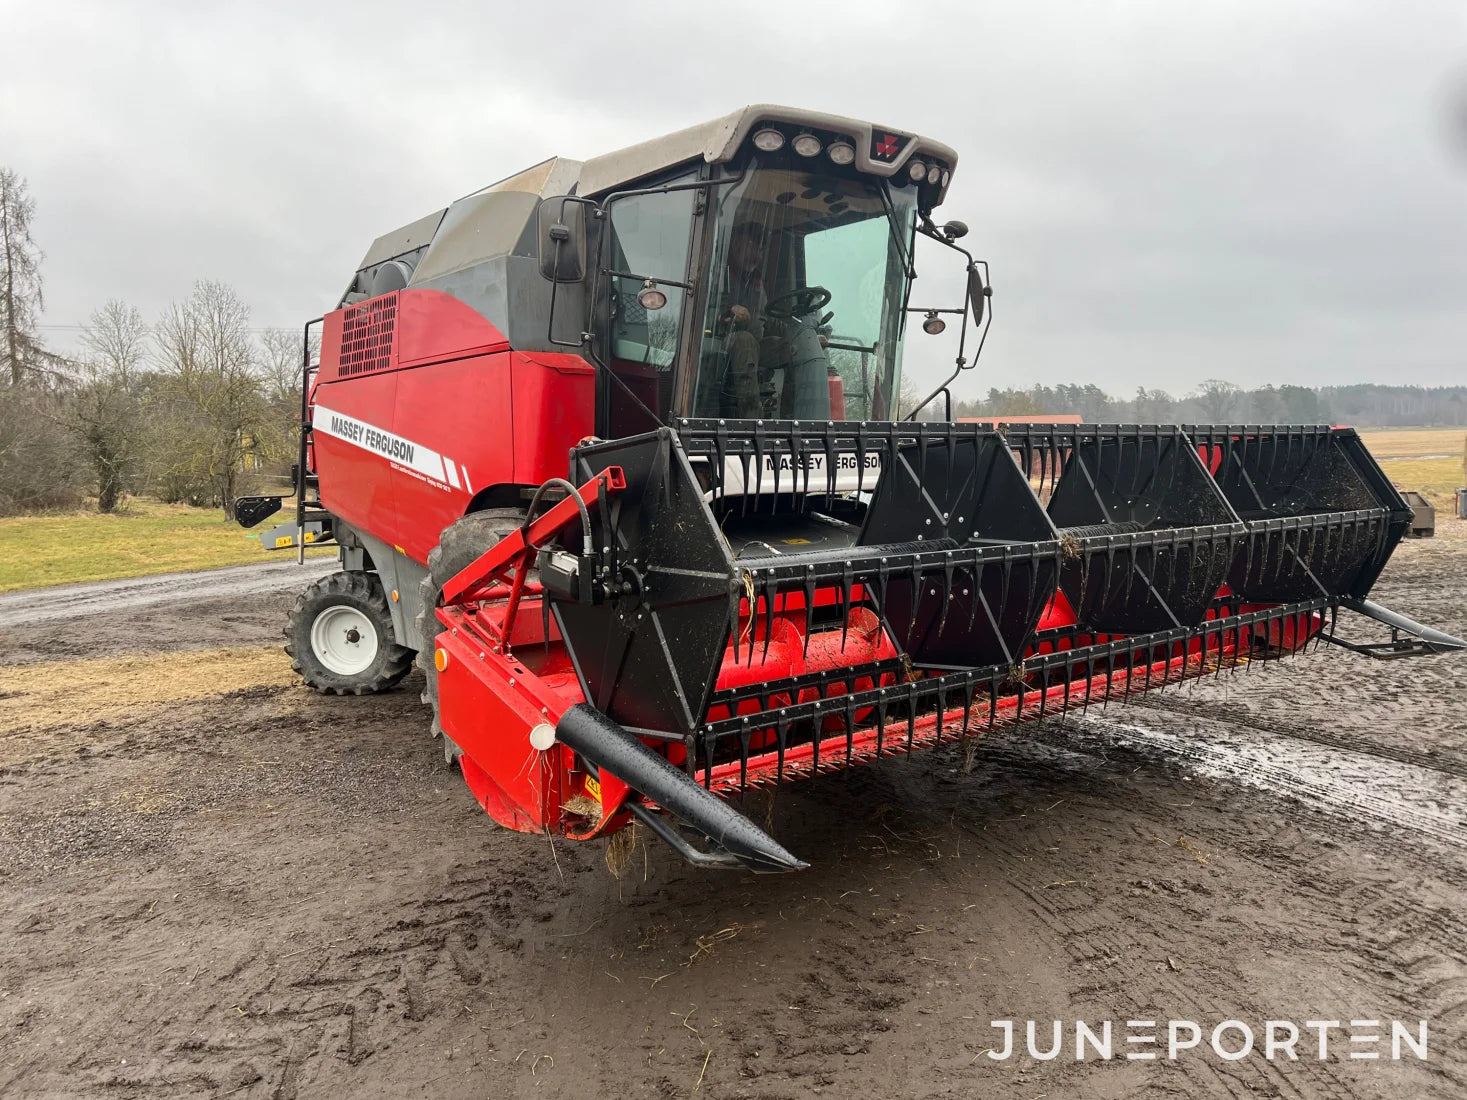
[416,509,529,763]
[286,570,413,694]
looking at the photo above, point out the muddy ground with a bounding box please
[1,531,1465,1099]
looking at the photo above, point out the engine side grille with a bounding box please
[338,294,398,377]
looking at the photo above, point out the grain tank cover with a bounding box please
[409,157,584,286]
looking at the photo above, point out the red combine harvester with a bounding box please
[237,106,1463,872]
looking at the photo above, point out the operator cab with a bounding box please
[593,111,955,436]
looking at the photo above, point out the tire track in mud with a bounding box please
[929,758,1364,1099]
[983,711,1467,1097]
[72,857,542,1098]
[924,735,1467,1100]
[1131,695,1467,782]
[1060,710,1467,849]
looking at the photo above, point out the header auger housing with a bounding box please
[245,104,1464,873]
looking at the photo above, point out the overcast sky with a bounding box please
[2,0,1464,400]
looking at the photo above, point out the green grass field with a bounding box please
[1359,428,1466,510]
[0,498,333,594]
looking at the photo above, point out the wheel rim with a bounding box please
[310,604,380,676]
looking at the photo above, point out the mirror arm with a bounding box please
[904,231,994,422]
[603,270,694,291]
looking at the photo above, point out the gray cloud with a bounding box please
[3,0,1464,401]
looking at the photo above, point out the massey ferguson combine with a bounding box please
[237,105,1463,872]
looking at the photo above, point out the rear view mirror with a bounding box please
[968,263,991,327]
[538,198,586,282]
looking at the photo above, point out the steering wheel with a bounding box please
[763,285,833,319]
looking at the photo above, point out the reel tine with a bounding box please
[770,426,782,511]
[738,722,751,791]
[790,421,806,508]
[935,681,947,744]
[987,670,999,730]
[824,429,837,511]
[875,688,889,758]
[1078,538,1092,609]
[840,559,854,651]
[1098,539,1117,615]
[962,673,976,737]
[875,557,891,632]
[966,557,984,635]
[945,423,957,499]
[844,694,856,765]
[802,564,816,658]
[761,572,776,663]
[908,559,924,640]
[906,682,919,753]
[810,701,821,776]
[1025,546,1038,625]
[1166,531,1181,600]
[729,583,743,664]
[997,548,1014,629]
[937,551,955,637]
[1121,533,1139,607]
[775,709,788,783]
[856,429,869,497]
[738,447,751,517]
[703,733,717,790]
[753,422,766,504]
[713,422,728,504]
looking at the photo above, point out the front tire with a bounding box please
[416,509,528,763]
[286,571,413,695]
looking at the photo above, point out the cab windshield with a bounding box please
[692,156,918,422]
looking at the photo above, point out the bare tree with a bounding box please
[69,300,148,511]
[0,167,51,386]
[252,326,314,487]
[151,281,268,517]
[1192,379,1242,422]
[257,327,308,405]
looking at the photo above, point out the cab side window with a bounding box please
[607,183,695,371]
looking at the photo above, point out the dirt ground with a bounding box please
[1,531,1465,1099]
